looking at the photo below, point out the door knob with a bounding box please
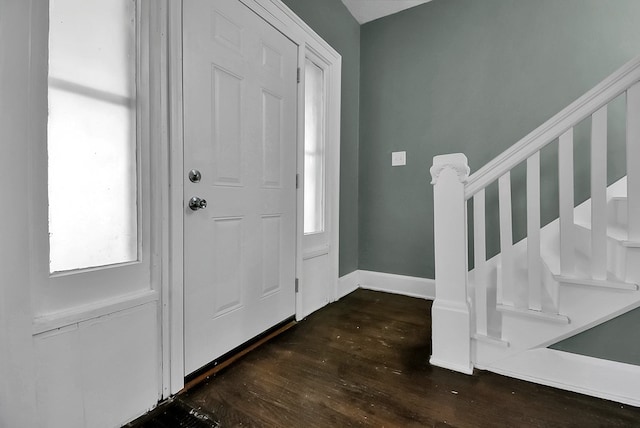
[189,196,207,211]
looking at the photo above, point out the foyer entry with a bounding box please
[182,0,298,374]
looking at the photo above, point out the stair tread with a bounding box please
[575,221,629,242]
[472,333,510,348]
[496,304,570,324]
[541,232,637,287]
[553,274,638,290]
[471,178,638,374]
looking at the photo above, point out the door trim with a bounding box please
[165,0,341,396]
[167,0,186,397]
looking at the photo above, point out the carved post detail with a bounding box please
[429,153,473,374]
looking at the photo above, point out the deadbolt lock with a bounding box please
[189,169,202,183]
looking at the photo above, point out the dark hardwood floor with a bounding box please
[130,289,640,427]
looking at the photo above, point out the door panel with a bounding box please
[183,0,298,374]
[212,68,243,185]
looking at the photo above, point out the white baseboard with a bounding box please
[358,270,435,300]
[430,357,474,375]
[338,271,640,406]
[337,270,360,299]
[337,270,435,300]
[478,348,640,407]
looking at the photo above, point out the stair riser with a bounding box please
[469,178,638,370]
[574,223,633,281]
[609,198,628,230]
[475,286,640,368]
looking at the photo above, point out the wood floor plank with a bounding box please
[181,289,640,427]
[131,289,640,427]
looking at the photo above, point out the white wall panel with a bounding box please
[34,303,160,428]
[301,253,331,318]
[35,325,84,428]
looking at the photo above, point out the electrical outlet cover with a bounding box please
[392,151,406,166]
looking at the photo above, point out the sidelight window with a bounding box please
[47,0,138,273]
[303,58,326,235]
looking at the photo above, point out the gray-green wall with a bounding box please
[357,0,640,365]
[284,0,640,364]
[280,0,360,276]
[359,0,640,278]
[550,309,640,365]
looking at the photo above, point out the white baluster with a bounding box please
[473,189,488,336]
[498,173,514,307]
[558,128,575,277]
[430,153,473,374]
[527,152,542,311]
[591,106,608,280]
[627,83,640,243]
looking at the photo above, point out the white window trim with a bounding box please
[28,0,164,335]
[25,0,169,413]
[302,49,329,241]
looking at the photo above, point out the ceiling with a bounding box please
[340,0,433,24]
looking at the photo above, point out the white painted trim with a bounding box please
[167,0,185,397]
[431,154,473,373]
[337,270,360,299]
[465,56,640,198]
[496,304,570,324]
[303,245,331,261]
[32,289,159,335]
[148,0,172,401]
[553,274,638,290]
[301,48,332,255]
[1,0,39,423]
[358,270,435,300]
[299,42,342,309]
[429,357,474,375]
[294,40,305,323]
[627,82,640,243]
[27,0,158,319]
[473,334,510,348]
[328,54,342,307]
[478,348,640,407]
[336,270,436,301]
[256,0,343,61]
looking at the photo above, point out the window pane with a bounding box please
[48,0,138,273]
[303,59,325,235]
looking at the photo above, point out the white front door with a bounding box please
[183,0,298,374]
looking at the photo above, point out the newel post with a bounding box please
[429,153,473,374]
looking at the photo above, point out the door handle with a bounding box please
[189,196,207,211]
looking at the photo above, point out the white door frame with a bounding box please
[164,0,341,396]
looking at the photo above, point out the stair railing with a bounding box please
[430,55,640,374]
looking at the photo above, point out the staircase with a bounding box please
[430,56,640,405]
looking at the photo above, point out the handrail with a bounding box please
[465,55,640,200]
